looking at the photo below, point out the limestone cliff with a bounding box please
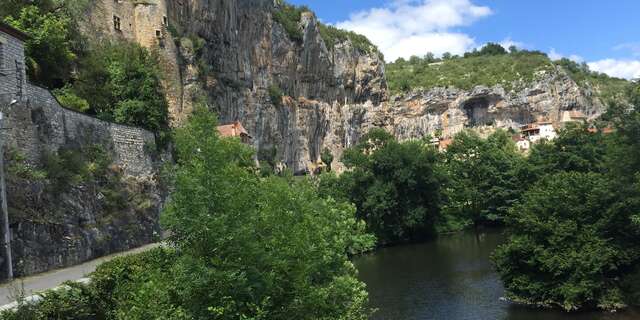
[162,0,604,172]
[89,0,606,173]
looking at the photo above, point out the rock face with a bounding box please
[1,85,166,278]
[90,0,606,174]
[382,67,604,141]
[159,0,604,172]
[162,0,386,173]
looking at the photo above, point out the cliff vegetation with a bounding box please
[273,1,381,56]
[387,43,633,105]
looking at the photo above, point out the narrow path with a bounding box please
[0,243,160,306]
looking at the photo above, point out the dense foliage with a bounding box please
[494,84,640,311]
[320,129,446,245]
[2,1,170,135]
[3,4,81,88]
[442,130,528,228]
[387,46,554,93]
[2,108,376,320]
[70,42,170,132]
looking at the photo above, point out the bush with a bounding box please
[52,85,90,112]
[0,282,97,320]
[320,147,334,171]
[268,84,284,107]
[318,24,380,56]
[272,2,309,43]
[4,5,79,88]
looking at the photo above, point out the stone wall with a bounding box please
[0,83,166,278]
[0,29,26,100]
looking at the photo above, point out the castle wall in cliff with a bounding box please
[87,0,189,125]
[0,23,165,278]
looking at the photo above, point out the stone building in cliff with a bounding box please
[88,0,188,125]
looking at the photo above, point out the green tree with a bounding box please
[72,42,169,132]
[493,172,626,311]
[161,107,374,319]
[339,128,446,245]
[442,130,527,228]
[5,5,77,88]
[527,123,609,178]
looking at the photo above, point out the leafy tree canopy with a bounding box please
[336,128,446,245]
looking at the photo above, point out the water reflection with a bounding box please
[353,230,640,320]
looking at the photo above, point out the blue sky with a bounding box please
[289,0,640,79]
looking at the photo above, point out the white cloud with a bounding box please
[335,0,492,61]
[548,48,584,62]
[588,59,640,80]
[614,42,640,57]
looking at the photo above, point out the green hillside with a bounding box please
[386,43,633,104]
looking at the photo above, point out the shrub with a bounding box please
[268,84,284,107]
[318,24,380,56]
[272,2,309,43]
[320,147,334,171]
[0,282,97,320]
[4,5,78,88]
[52,85,90,113]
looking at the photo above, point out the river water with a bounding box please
[353,230,640,320]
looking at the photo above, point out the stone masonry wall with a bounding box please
[0,29,26,100]
[0,83,165,278]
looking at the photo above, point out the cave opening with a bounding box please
[463,97,494,127]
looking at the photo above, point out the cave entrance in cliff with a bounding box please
[463,96,494,127]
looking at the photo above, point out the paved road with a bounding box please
[0,243,160,306]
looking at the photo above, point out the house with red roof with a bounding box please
[216,121,252,144]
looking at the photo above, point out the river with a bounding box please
[353,229,640,320]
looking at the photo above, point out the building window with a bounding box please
[156,30,162,38]
[113,15,121,31]
[163,16,168,26]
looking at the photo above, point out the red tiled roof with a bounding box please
[216,121,251,138]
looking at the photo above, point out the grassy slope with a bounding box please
[386,52,632,104]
